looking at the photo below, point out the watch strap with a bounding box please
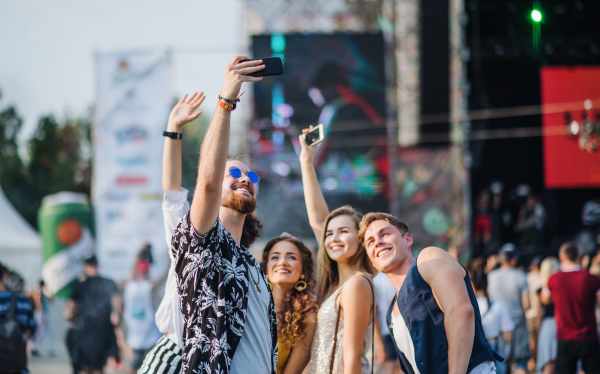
[163,131,183,139]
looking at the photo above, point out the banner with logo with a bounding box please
[94,51,170,282]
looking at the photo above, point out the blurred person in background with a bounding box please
[470,268,513,374]
[515,194,546,255]
[473,192,492,256]
[0,262,35,374]
[138,91,205,374]
[65,256,122,374]
[27,280,53,358]
[123,259,162,374]
[488,183,506,255]
[260,235,317,374]
[541,243,600,374]
[138,243,154,265]
[582,197,600,243]
[535,257,559,374]
[487,244,530,374]
[526,256,542,370]
[372,272,402,374]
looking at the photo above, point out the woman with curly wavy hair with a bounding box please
[261,236,318,374]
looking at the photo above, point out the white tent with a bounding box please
[0,186,43,291]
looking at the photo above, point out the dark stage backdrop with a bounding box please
[249,33,390,239]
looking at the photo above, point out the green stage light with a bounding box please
[531,10,542,22]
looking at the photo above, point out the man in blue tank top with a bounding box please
[358,212,502,374]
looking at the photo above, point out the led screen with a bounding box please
[249,33,389,238]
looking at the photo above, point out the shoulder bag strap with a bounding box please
[329,295,343,374]
[7,292,18,320]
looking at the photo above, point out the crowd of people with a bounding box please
[466,243,600,374]
[2,57,600,374]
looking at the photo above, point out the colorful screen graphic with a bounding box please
[395,147,467,254]
[249,34,389,238]
[541,67,600,189]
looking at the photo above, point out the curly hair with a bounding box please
[260,236,317,348]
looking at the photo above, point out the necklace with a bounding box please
[246,257,262,294]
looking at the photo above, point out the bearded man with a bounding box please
[171,56,277,374]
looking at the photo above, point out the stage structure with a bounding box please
[93,51,171,282]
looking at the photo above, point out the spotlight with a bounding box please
[570,121,580,136]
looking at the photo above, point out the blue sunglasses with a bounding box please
[228,166,260,184]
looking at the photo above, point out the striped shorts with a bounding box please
[138,335,182,374]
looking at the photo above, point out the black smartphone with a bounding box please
[302,124,325,146]
[240,57,283,77]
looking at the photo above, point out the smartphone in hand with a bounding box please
[302,124,325,146]
[240,57,283,77]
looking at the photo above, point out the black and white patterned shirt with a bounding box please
[172,212,278,374]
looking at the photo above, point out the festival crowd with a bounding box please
[1,57,600,374]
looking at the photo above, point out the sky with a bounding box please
[0,0,246,147]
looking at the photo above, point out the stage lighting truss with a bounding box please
[565,105,600,153]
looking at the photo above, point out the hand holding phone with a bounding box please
[239,57,283,77]
[302,124,325,146]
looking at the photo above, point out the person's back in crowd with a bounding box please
[536,257,559,374]
[541,243,600,374]
[470,268,514,374]
[123,260,162,374]
[487,244,530,374]
[372,272,402,374]
[64,256,121,374]
[0,262,35,374]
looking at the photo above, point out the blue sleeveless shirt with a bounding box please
[385,254,502,374]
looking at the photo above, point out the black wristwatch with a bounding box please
[163,131,183,139]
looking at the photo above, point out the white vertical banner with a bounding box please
[94,51,170,282]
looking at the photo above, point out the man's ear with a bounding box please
[404,232,413,247]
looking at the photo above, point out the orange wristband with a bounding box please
[218,99,234,111]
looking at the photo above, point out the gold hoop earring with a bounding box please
[295,274,307,292]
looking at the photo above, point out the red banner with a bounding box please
[541,66,600,188]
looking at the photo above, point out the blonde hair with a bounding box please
[316,206,377,304]
[539,257,559,288]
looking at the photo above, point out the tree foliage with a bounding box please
[0,89,92,228]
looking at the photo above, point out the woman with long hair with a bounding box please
[261,236,317,374]
[299,129,377,374]
[536,257,559,374]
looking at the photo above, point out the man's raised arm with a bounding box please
[190,56,264,235]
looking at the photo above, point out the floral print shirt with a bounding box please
[172,212,278,374]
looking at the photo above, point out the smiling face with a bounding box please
[324,215,361,264]
[266,240,303,290]
[363,219,413,273]
[221,160,257,214]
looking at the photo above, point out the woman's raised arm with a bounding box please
[299,129,329,241]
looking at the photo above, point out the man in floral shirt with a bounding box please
[172,57,277,374]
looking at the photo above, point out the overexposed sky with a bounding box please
[0,0,246,146]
